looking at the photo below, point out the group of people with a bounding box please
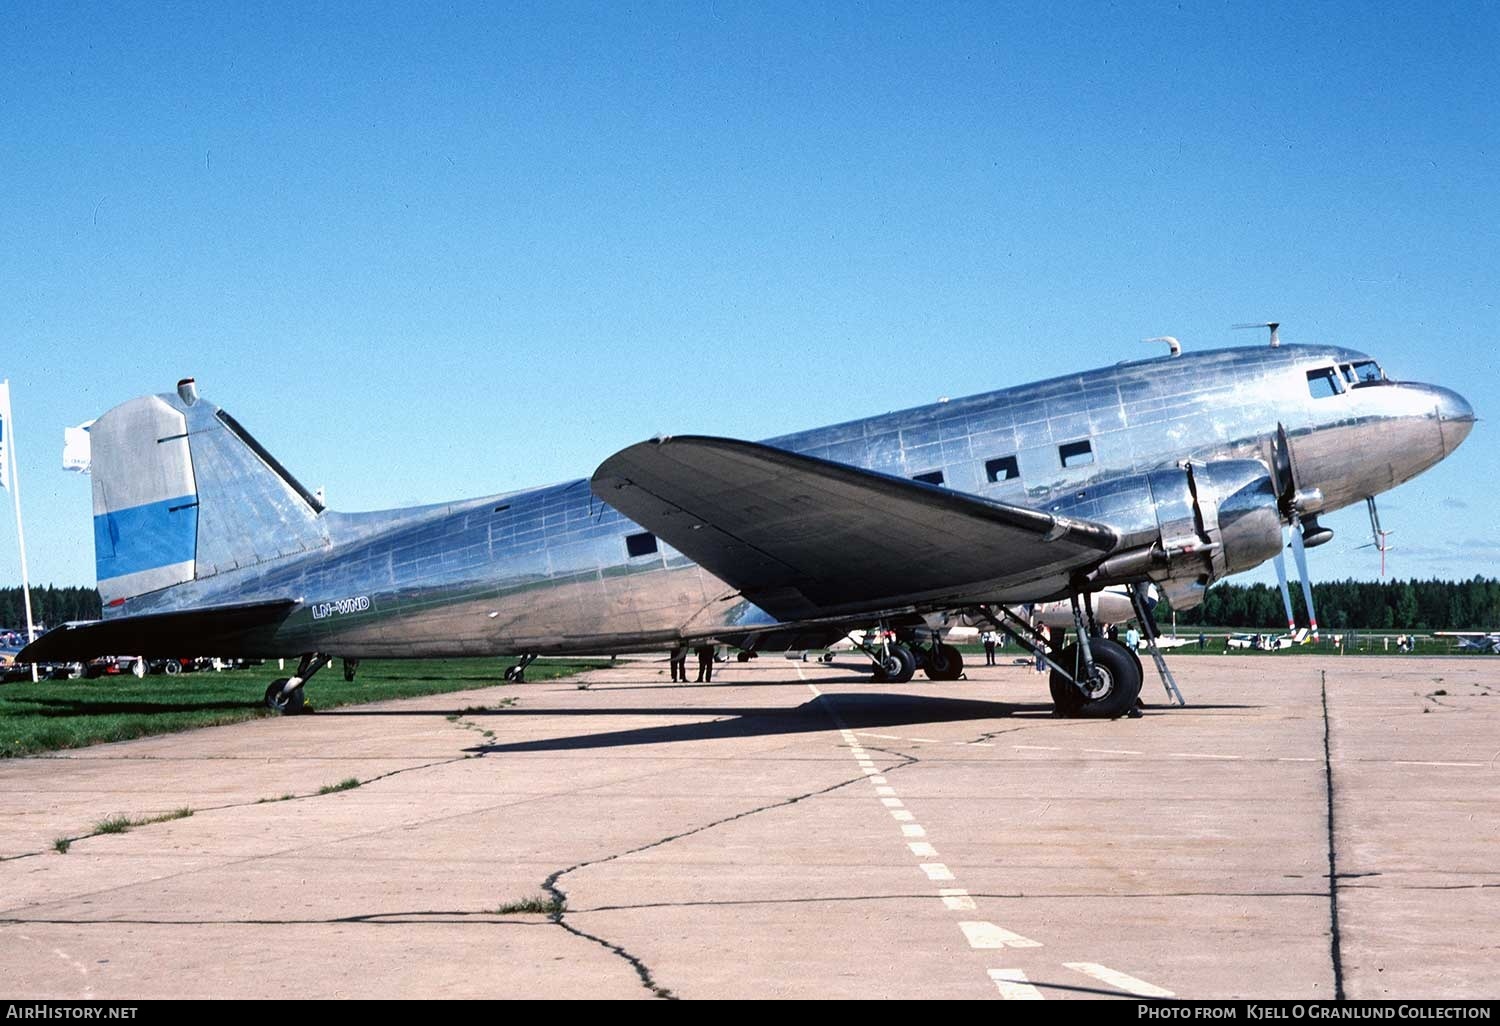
[668,644,718,682]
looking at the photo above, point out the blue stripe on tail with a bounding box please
[94,495,199,581]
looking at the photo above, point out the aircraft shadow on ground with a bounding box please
[8,696,263,717]
[461,692,1049,754]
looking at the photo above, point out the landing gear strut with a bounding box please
[504,652,538,682]
[264,653,331,714]
[971,600,1144,719]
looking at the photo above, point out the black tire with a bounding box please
[162,659,181,675]
[888,644,917,684]
[264,679,305,715]
[1047,650,1084,716]
[922,643,965,681]
[871,655,898,683]
[1048,638,1142,719]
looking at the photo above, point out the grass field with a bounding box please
[0,657,599,759]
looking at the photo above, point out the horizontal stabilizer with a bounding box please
[591,436,1119,620]
[18,599,298,663]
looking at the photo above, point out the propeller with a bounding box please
[1268,425,1322,642]
[1288,513,1320,641]
[1272,527,1298,634]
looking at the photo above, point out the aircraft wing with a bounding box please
[17,599,298,663]
[591,436,1120,621]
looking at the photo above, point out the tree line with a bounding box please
[0,586,102,631]
[1156,576,1500,631]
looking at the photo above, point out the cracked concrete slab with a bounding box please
[1,654,1495,998]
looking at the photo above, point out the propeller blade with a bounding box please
[1289,517,1320,641]
[1273,535,1297,633]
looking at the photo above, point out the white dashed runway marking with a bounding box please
[1064,962,1175,997]
[960,922,1043,949]
[800,666,1173,1000]
[940,889,977,911]
[988,968,1044,1000]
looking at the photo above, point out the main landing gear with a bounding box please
[264,653,331,714]
[972,592,1158,719]
[853,628,965,683]
[504,652,538,682]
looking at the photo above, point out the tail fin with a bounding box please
[91,381,327,606]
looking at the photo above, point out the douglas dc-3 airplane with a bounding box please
[22,331,1475,719]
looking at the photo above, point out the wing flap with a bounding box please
[591,436,1119,620]
[17,599,298,663]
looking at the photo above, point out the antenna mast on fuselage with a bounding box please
[1232,321,1281,347]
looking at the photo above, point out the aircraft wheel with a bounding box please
[821,653,834,664]
[1048,639,1141,719]
[503,666,523,683]
[264,679,305,715]
[162,659,181,675]
[130,658,147,679]
[922,643,965,681]
[888,644,917,684]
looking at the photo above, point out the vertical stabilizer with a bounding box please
[90,388,328,606]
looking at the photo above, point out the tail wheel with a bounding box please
[1048,638,1141,719]
[922,643,965,681]
[263,679,306,715]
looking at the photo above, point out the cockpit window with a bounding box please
[1306,367,1344,399]
[1341,360,1386,387]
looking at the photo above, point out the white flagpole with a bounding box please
[3,380,38,682]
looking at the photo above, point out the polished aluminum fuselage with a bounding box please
[120,343,1473,657]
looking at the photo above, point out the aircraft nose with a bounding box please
[1434,386,1476,454]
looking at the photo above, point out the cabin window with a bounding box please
[625,532,658,557]
[1058,440,1094,469]
[913,470,945,486]
[1306,367,1344,399]
[985,456,1019,482]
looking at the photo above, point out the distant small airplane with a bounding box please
[1434,632,1500,654]
[22,335,1475,719]
[1225,628,1312,652]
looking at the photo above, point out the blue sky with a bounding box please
[1,2,1496,592]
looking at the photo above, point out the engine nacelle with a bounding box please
[1048,459,1284,608]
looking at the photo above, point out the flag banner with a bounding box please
[63,422,92,473]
